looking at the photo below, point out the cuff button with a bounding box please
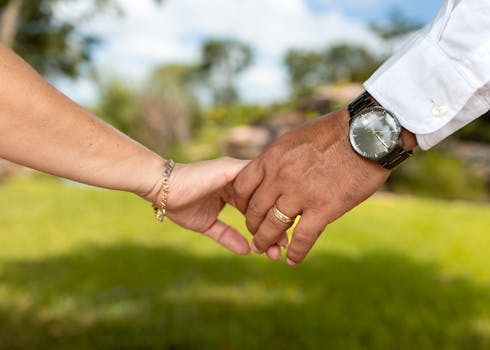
[432,102,448,117]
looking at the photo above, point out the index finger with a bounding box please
[232,159,264,214]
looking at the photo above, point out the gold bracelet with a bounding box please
[152,159,175,222]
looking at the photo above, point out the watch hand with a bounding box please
[373,132,389,149]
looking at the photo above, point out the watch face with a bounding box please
[349,106,401,160]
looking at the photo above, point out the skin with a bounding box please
[233,108,417,265]
[0,44,251,256]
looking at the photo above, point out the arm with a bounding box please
[233,0,490,265]
[233,109,411,265]
[0,44,162,198]
[0,44,250,255]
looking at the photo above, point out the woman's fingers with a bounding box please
[203,219,251,256]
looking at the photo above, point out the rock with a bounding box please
[223,126,271,160]
[448,141,490,183]
[223,111,306,159]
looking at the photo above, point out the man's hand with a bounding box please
[233,108,391,265]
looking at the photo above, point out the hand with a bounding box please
[148,157,251,256]
[233,109,391,265]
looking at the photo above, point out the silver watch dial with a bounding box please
[349,106,401,160]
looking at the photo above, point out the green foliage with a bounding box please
[148,64,197,94]
[91,79,140,135]
[198,39,253,106]
[284,44,380,98]
[371,7,423,40]
[456,111,490,143]
[0,0,166,78]
[284,49,327,98]
[204,103,274,126]
[0,0,117,78]
[146,63,203,131]
[389,150,488,201]
[324,44,380,82]
[284,7,422,100]
[1,177,490,349]
[92,61,207,154]
[164,123,227,162]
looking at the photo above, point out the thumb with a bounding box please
[207,157,250,190]
[188,157,250,195]
[203,219,251,256]
[168,157,249,209]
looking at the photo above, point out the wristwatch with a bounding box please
[348,91,412,170]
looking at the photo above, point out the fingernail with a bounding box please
[286,258,297,266]
[251,242,261,254]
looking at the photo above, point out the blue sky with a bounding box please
[306,0,444,23]
[56,0,447,104]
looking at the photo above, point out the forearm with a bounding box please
[0,44,164,201]
[402,128,417,151]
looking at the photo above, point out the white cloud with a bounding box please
[238,63,289,103]
[56,0,383,104]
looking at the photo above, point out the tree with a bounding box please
[147,64,198,98]
[370,7,423,41]
[92,79,140,135]
[198,39,253,106]
[0,0,21,46]
[146,63,203,131]
[0,0,116,78]
[284,49,327,98]
[457,111,490,143]
[93,63,200,154]
[324,44,380,83]
[284,44,380,98]
[0,0,165,79]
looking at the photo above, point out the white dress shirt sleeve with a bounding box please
[364,0,490,150]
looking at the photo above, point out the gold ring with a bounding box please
[273,206,294,224]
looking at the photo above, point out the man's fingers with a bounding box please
[203,220,251,256]
[259,232,288,261]
[265,244,282,261]
[286,210,329,265]
[265,231,290,261]
[233,159,264,214]
[244,181,281,235]
[252,197,299,253]
[278,232,289,248]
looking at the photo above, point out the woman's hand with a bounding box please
[150,157,251,256]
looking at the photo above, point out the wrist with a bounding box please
[402,128,418,151]
[318,107,391,176]
[139,157,171,205]
[346,91,415,169]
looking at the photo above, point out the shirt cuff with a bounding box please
[364,35,480,150]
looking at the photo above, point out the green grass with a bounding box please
[1,176,490,350]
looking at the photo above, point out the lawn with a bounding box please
[0,176,489,350]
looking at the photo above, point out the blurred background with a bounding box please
[0,0,489,349]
